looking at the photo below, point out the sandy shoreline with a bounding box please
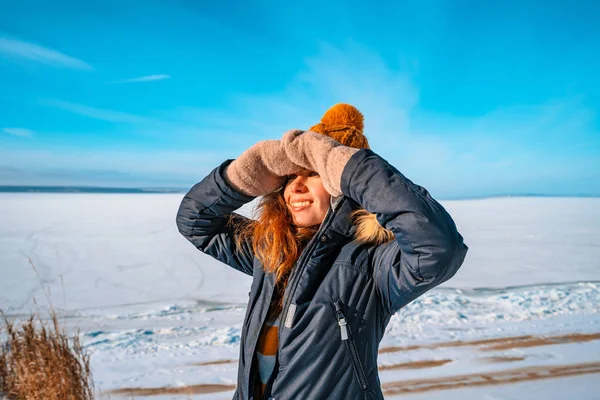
[105,330,600,397]
[378,332,600,353]
[106,361,600,397]
[382,361,600,395]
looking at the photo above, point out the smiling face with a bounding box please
[283,170,331,227]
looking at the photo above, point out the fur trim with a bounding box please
[351,209,395,245]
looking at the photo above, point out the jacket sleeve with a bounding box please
[176,160,257,276]
[340,150,468,315]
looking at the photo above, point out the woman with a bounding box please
[176,104,468,400]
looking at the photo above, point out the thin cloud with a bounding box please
[3,128,34,138]
[0,148,228,188]
[0,37,92,70]
[185,41,599,198]
[108,74,171,84]
[42,99,151,124]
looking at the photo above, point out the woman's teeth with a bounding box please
[291,201,311,207]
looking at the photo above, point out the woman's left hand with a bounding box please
[281,129,359,196]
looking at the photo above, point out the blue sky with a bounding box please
[1,0,599,198]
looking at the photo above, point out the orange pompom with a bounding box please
[320,103,364,133]
[307,103,369,149]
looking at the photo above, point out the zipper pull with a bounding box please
[338,317,349,341]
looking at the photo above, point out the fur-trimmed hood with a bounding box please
[352,209,395,245]
[329,196,394,246]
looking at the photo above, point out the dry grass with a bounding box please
[0,311,95,400]
[0,256,96,400]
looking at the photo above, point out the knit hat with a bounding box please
[308,103,370,150]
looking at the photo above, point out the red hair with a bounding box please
[233,191,318,311]
[232,190,394,313]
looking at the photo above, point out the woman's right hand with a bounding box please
[225,139,302,196]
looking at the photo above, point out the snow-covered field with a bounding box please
[1,194,599,399]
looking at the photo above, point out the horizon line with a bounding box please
[0,185,599,200]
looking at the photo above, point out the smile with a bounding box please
[290,201,312,211]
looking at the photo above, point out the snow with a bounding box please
[389,374,600,400]
[1,194,599,399]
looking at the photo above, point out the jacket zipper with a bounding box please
[248,276,277,400]
[277,200,340,351]
[333,299,369,391]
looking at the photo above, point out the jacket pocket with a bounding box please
[332,299,369,391]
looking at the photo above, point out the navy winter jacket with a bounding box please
[176,149,468,399]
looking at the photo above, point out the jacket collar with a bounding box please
[323,196,361,242]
